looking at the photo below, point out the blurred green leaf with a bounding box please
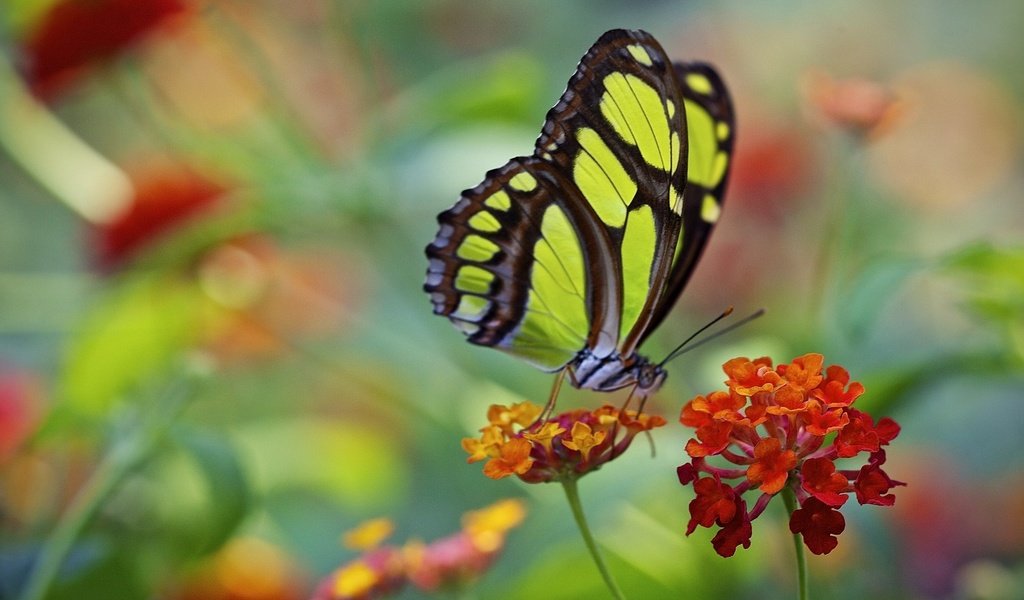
[57,274,208,419]
[837,258,922,342]
[171,427,251,557]
[233,417,409,509]
[393,52,545,141]
[943,242,1024,362]
[45,540,147,600]
[944,242,1024,319]
[427,53,545,127]
[859,350,1013,416]
[1,0,60,32]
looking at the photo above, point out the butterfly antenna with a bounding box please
[659,307,766,366]
[658,307,734,367]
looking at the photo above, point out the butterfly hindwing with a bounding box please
[642,61,735,340]
[426,158,616,371]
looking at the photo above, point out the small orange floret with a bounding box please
[462,425,505,463]
[562,422,606,461]
[746,438,797,494]
[482,438,534,479]
[803,400,850,436]
[723,356,781,396]
[685,421,735,458]
[778,353,825,392]
[521,422,565,451]
[768,385,810,415]
[487,402,541,434]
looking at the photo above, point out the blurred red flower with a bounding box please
[0,367,43,463]
[21,0,190,100]
[93,170,226,269]
[728,128,814,214]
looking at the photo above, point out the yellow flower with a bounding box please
[462,499,527,552]
[562,422,606,461]
[332,561,379,597]
[462,425,505,463]
[343,518,395,551]
[521,422,566,451]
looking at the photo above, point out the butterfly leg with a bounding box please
[609,386,657,459]
[534,368,572,426]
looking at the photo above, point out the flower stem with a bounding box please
[809,136,856,329]
[561,478,627,600]
[781,487,809,600]
[17,431,140,600]
[17,371,199,600]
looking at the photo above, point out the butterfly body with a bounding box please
[425,29,734,396]
[571,349,665,394]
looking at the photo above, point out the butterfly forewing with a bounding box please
[534,29,690,357]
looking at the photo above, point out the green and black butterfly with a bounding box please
[425,29,734,397]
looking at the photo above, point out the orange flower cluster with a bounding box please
[313,500,526,600]
[463,401,666,483]
[677,354,902,556]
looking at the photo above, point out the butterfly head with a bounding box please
[635,359,667,396]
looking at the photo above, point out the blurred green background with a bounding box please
[1,0,1022,598]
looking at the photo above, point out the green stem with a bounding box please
[809,136,855,329]
[561,478,626,600]
[781,487,809,600]
[17,434,139,600]
[17,374,197,600]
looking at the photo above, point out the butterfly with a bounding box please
[424,29,734,397]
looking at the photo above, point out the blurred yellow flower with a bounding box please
[343,518,395,551]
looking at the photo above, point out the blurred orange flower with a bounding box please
[164,537,306,600]
[802,70,902,139]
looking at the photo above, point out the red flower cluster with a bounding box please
[677,354,903,556]
[463,401,666,483]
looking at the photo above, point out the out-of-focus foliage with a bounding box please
[1,1,1022,599]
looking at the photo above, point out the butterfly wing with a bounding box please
[641,61,736,341]
[424,30,729,376]
[425,157,614,371]
[534,29,690,359]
